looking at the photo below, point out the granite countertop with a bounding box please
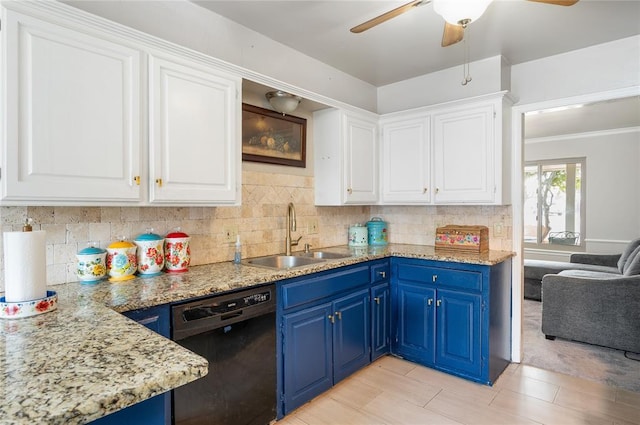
[0,244,514,424]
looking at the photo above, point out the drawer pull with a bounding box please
[328,314,335,324]
[374,297,381,305]
[335,311,342,320]
[436,299,442,307]
[378,271,386,279]
[427,298,433,306]
[432,275,437,283]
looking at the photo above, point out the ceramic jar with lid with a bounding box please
[367,217,388,246]
[348,224,368,247]
[164,229,190,273]
[76,242,107,283]
[106,238,137,281]
[134,230,164,277]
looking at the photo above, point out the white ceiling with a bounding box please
[193,0,640,87]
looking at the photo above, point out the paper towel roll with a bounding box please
[3,230,47,302]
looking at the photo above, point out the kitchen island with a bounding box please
[0,244,513,424]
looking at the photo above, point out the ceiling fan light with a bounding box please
[265,90,302,114]
[433,0,493,25]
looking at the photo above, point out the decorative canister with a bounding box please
[367,217,388,246]
[164,229,190,273]
[76,243,107,283]
[134,230,165,277]
[348,224,368,247]
[106,238,137,282]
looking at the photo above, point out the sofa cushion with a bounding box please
[617,237,640,273]
[558,269,624,280]
[623,246,640,276]
[524,259,619,281]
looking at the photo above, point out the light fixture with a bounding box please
[265,90,302,115]
[433,0,493,26]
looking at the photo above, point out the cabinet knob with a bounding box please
[328,314,335,324]
[335,311,342,320]
[133,176,141,186]
[427,298,433,306]
[378,271,386,279]
[432,275,437,283]
[436,299,442,307]
[155,178,163,187]
[374,297,381,305]
[347,188,353,195]
[435,187,440,194]
[423,187,428,194]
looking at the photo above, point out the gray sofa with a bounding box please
[524,254,620,301]
[539,238,640,353]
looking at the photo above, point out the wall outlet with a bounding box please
[308,219,319,234]
[223,225,239,243]
[493,222,504,237]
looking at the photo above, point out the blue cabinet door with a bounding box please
[371,282,390,361]
[332,289,370,383]
[395,282,436,365]
[91,306,171,425]
[436,289,482,378]
[282,302,333,414]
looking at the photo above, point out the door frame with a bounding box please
[509,85,640,362]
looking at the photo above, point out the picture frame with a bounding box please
[241,103,307,168]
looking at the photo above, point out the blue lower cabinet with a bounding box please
[395,282,436,365]
[282,302,334,413]
[281,289,370,415]
[91,305,171,425]
[332,289,370,383]
[278,264,378,417]
[391,257,511,385]
[371,282,390,361]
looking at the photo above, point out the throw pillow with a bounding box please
[623,245,640,276]
[617,237,640,273]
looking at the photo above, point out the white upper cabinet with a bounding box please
[1,8,142,204]
[380,114,431,204]
[1,2,241,206]
[378,92,511,206]
[433,94,510,204]
[314,109,378,205]
[148,53,240,205]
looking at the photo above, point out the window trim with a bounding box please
[524,157,586,251]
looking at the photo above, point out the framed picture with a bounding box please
[242,103,307,167]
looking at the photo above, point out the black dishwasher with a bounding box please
[171,284,276,425]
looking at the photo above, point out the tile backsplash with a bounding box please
[0,170,511,290]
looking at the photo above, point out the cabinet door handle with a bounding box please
[155,178,163,187]
[378,271,386,279]
[133,176,141,186]
[435,187,440,194]
[328,314,335,324]
[347,188,353,195]
[374,297,381,305]
[335,311,342,320]
[432,275,437,283]
[423,187,428,193]
[436,299,442,307]
[427,298,433,306]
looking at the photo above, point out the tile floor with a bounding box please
[277,356,640,425]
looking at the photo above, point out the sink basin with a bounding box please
[296,251,352,260]
[244,255,325,270]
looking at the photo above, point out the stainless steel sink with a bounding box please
[296,251,352,260]
[244,255,325,270]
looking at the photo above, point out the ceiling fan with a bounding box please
[350,0,579,47]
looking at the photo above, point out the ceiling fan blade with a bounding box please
[350,0,427,34]
[527,0,579,6]
[441,22,464,47]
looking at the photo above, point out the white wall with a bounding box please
[511,36,640,106]
[64,0,378,112]
[377,55,511,114]
[525,128,640,254]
